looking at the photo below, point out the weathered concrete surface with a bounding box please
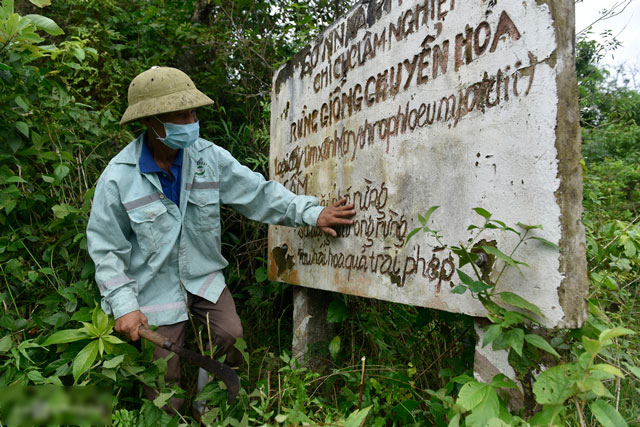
[292,287,335,365]
[269,0,587,329]
[474,318,524,410]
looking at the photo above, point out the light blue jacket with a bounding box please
[86,135,323,326]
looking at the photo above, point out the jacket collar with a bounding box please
[112,133,211,166]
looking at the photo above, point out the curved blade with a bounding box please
[168,343,240,404]
[139,326,240,404]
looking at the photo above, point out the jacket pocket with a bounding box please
[127,200,169,254]
[185,188,220,231]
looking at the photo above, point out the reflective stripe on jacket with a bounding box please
[87,135,323,326]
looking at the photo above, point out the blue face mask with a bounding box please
[153,117,200,149]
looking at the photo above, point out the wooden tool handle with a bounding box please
[139,326,173,350]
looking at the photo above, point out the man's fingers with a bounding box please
[334,209,356,216]
[332,197,349,207]
[330,218,354,225]
[320,226,337,237]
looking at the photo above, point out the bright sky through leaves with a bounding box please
[575,0,640,70]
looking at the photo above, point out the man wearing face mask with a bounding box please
[86,66,355,412]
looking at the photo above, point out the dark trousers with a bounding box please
[143,287,243,412]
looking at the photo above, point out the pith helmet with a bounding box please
[120,66,214,125]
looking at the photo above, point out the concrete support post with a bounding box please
[292,287,335,366]
[473,318,525,410]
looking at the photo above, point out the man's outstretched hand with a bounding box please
[316,197,356,237]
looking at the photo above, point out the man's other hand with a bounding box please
[316,197,356,237]
[115,310,149,341]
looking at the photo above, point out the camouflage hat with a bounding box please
[120,66,214,125]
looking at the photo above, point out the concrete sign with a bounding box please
[269,0,587,328]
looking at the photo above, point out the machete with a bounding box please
[139,326,240,404]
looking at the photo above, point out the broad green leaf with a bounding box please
[473,207,491,219]
[102,368,116,382]
[24,14,63,35]
[52,203,79,219]
[0,335,12,352]
[591,364,624,378]
[344,406,372,427]
[498,292,543,317]
[15,121,29,137]
[5,176,26,183]
[456,381,490,411]
[601,275,618,290]
[328,335,340,360]
[486,419,510,427]
[27,370,46,384]
[7,133,22,152]
[503,328,524,356]
[598,327,635,343]
[73,340,98,381]
[72,46,85,62]
[42,328,91,345]
[422,205,440,223]
[92,308,110,335]
[447,413,460,427]
[141,400,163,426]
[490,373,518,389]
[533,364,581,405]
[501,311,523,328]
[582,336,601,357]
[579,377,613,397]
[195,381,221,402]
[457,270,476,286]
[524,334,560,358]
[457,270,475,285]
[529,236,559,249]
[405,226,422,243]
[481,246,528,267]
[6,13,19,38]
[469,282,492,293]
[103,354,125,369]
[465,387,499,426]
[623,362,640,380]
[327,299,348,323]
[450,284,467,294]
[43,312,69,328]
[102,335,125,345]
[234,337,249,365]
[450,245,478,265]
[457,270,490,292]
[482,324,502,348]
[14,95,29,112]
[255,266,268,282]
[3,0,14,15]
[529,404,564,425]
[81,322,99,337]
[622,238,636,257]
[590,400,628,427]
[29,0,51,7]
[54,164,70,183]
[153,391,174,409]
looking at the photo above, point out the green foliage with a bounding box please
[407,207,640,426]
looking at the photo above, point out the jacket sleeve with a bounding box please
[86,171,140,319]
[218,148,324,227]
